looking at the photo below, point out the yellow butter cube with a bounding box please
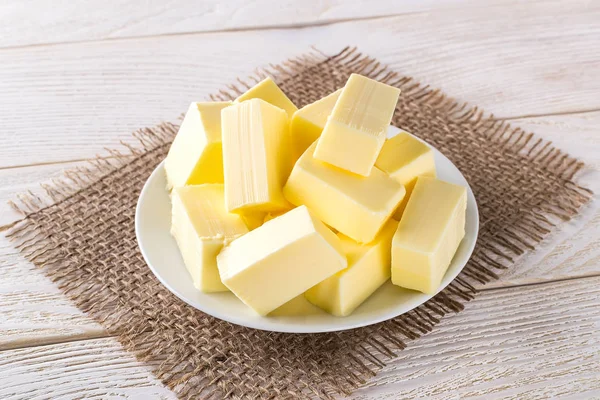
[290,89,341,158]
[392,177,467,294]
[235,77,298,117]
[305,219,398,317]
[221,99,292,214]
[164,102,231,189]
[314,74,400,176]
[217,205,347,316]
[283,141,405,243]
[375,131,436,219]
[269,294,324,317]
[171,184,248,292]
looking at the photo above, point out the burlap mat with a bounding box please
[2,47,592,399]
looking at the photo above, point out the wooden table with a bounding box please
[1,1,599,398]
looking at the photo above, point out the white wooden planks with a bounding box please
[0,338,176,399]
[352,277,600,399]
[0,277,598,399]
[0,0,599,168]
[0,0,518,49]
[486,111,600,288]
[0,236,104,351]
[0,161,86,227]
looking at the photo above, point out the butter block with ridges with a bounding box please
[375,131,436,219]
[216,205,347,316]
[391,177,467,294]
[314,74,400,176]
[235,77,298,117]
[290,89,341,158]
[283,141,405,243]
[164,102,231,189]
[221,99,292,215]
[305,219,398,317]
[171,184,248,292]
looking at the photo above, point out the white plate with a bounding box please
[135,126,479,333]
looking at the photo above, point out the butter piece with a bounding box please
[263,212,278,224]
[305,219,398,316]
[217,205,347,316]
[283,142,405,243]
[171,184,248,292]
[164,102,231,189]
[269,294,324,316]
[262,208,291,224]
[290,89,341,158]
[375,131,436,219]
[391,177,467,294]
[235,77,298,117]
[242,212,266,231]
[314,74,400,176]
[221,99,292,214]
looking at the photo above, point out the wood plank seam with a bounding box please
[2,2,599,167]
[480,272,600,292]
[0,12,427,51]
[498,107,600,121]
[0,0,531,50]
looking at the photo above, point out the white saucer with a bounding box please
[135,126,479,333]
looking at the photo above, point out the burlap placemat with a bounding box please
[2,47,592,399]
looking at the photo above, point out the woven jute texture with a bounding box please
[3,47,592,399]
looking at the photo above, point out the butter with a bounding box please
[305,219,398,316]
[391,177,467,294]
[171,184,248,292]
[263,210,286,224]
[314,74,400,176]
[243,207,294,230]
[241,212,266,231]
[164,102,231,189]
[283,142,405,243]
[375,131,436,219]
[269,294,324,317]
[221,99,292,215]
[217,205,347,316]
[235,77,298,117]
[290,89,341,158]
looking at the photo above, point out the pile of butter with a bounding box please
[165,73,467,317]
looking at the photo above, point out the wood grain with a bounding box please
[0,161,84,227]
[486,111,600,288]
[1,277,598,399]
[0,338,176,399]
[0,0,524,49]
[0,236,104,351]
[1,0,599,168]
[351,276,600,399]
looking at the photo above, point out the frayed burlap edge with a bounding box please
[1,47,593,399]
